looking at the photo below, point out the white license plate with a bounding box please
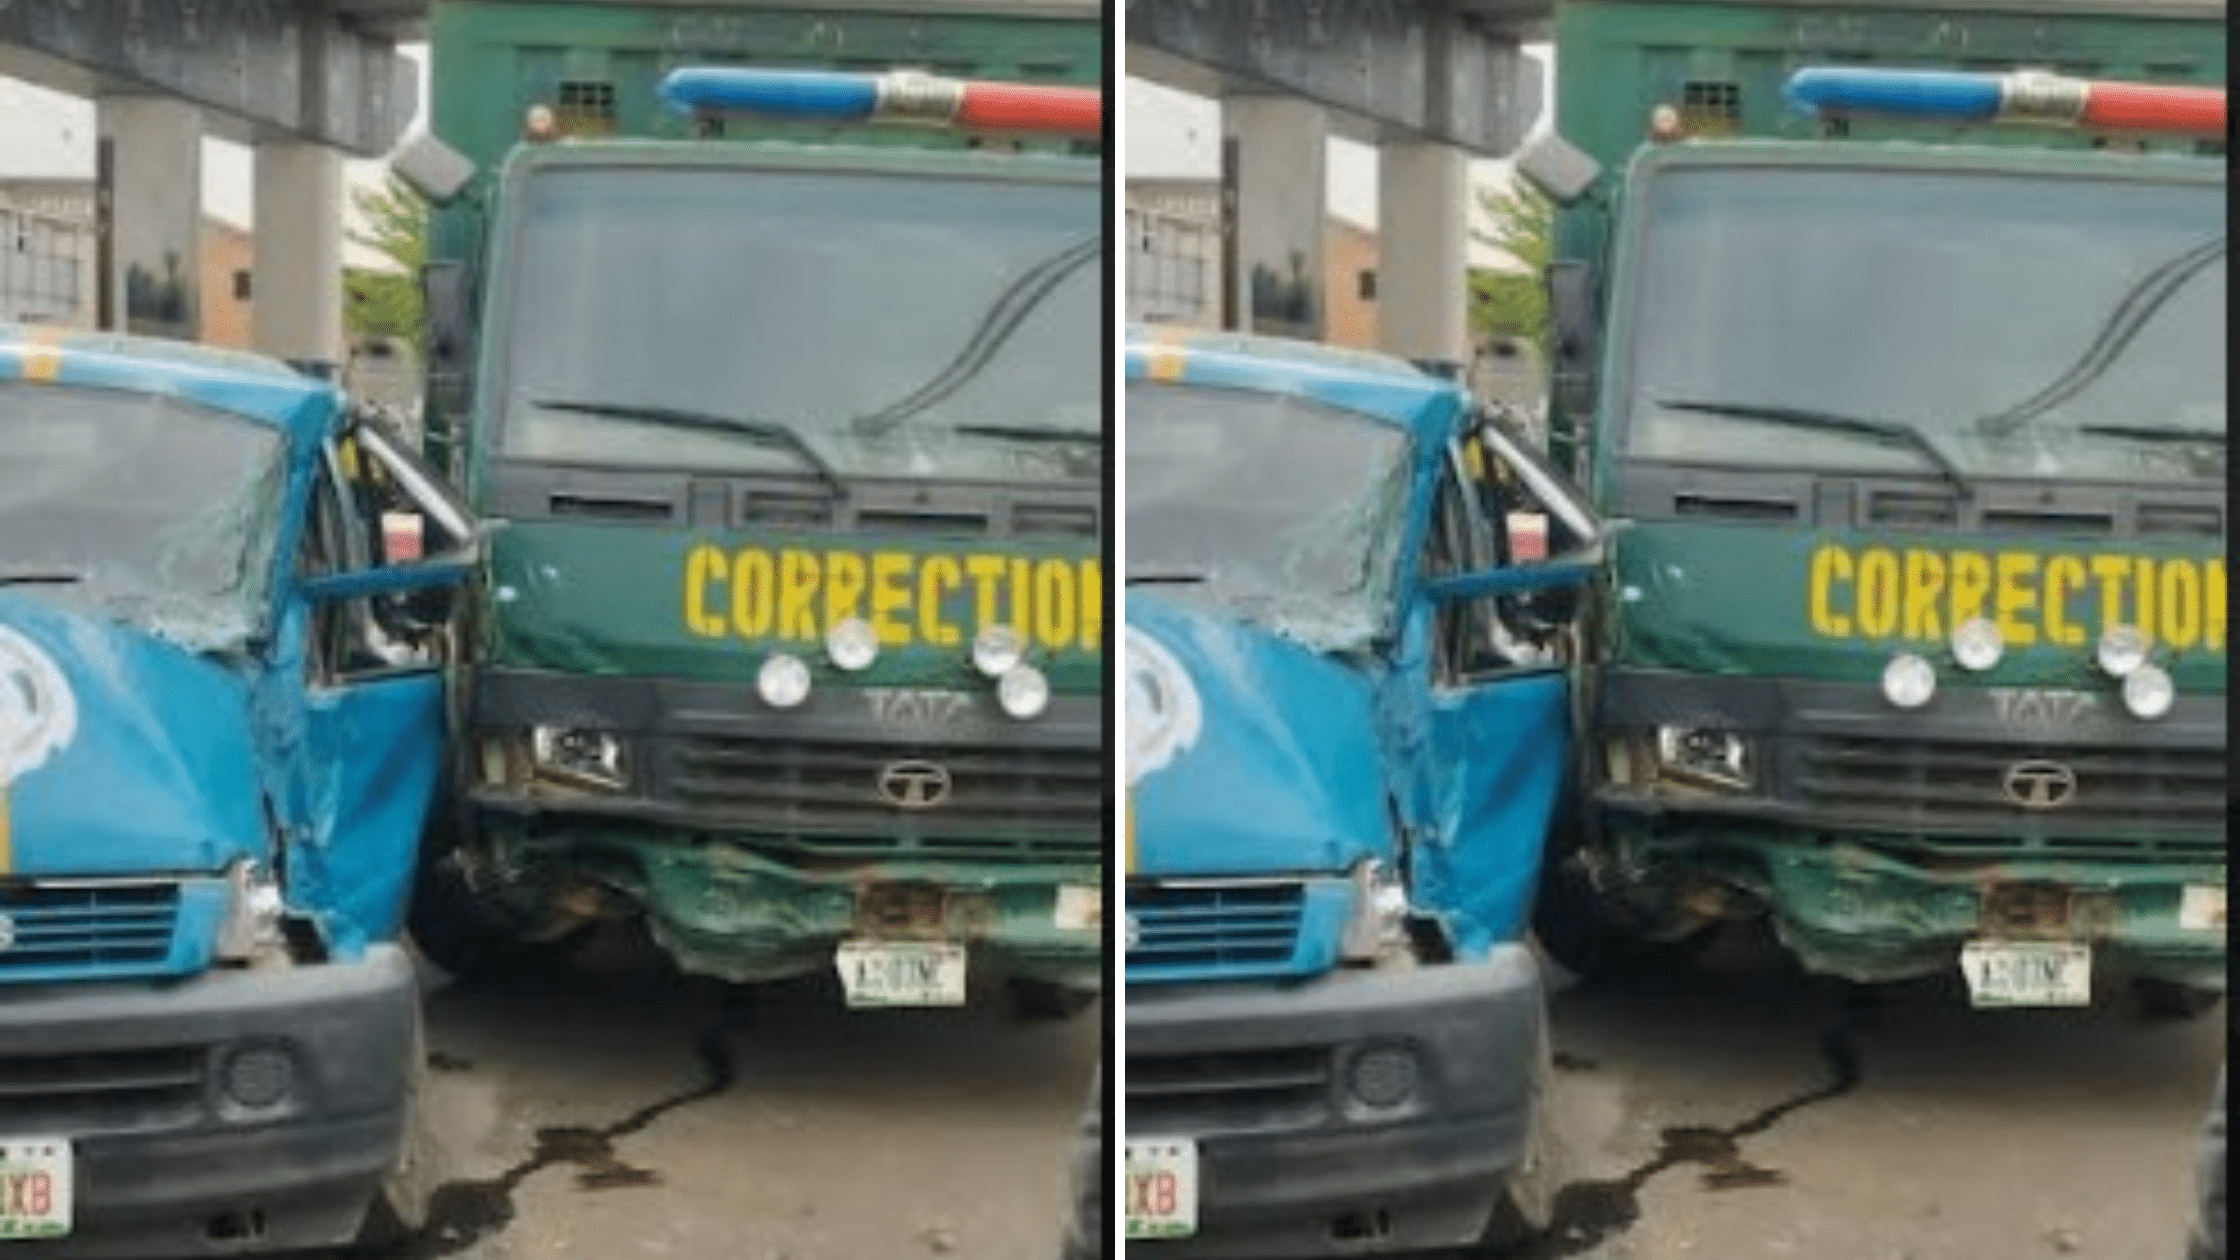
[834,941,967,1008]
[1961,940,2092,1008]
[0,1139,71,1240]
[1125,1138,1199,1240]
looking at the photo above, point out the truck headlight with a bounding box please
[1882,652,1937,709]
[215,860,287,964]
[825,616,880,672]
[1340,860,1412,964]
[1653,726,1753,792]
[758,652,813,709]
[972,625,1026,678]
[530,725,627,791]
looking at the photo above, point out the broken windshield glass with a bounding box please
[495,165,1099,484]
[0,383,286,650]
[1126,381,1411,651]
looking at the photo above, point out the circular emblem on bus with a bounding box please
[1126,627,1201,787]
[0,623,76,787]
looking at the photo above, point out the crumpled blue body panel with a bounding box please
[1126,591,1392,878]
[1124,324,1579,968]
[0,324,452,971]
[0,594,267,876]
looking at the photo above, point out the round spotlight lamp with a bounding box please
[2097,625,2150,678]
[972,625,1026,678]
[825,616,880,672]
[1950,617,2004,672]
[997,664,1051,720]
[2121,663,2176,720]
[757,653,812,710]
[1882,653,1937,710]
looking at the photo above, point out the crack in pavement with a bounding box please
[1517,1012,1867,1259]
[390,1027,738,1259]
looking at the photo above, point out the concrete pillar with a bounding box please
[95,97,203,341]
[252,141,347,365]
[1222,96,1327,340]
[1377,140,1471,366]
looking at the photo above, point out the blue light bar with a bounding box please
[1783,68,2004,122]
[659,68,880,122]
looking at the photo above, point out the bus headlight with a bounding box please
[758,653,813,709]
[1882,652,1937,709]
[1341,860,1412,964]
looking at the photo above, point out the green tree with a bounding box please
[343,174,428,344]
[1467,179,1554,355]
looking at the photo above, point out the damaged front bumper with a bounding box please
[1598,808,2226,989]
[472,810,1104,991]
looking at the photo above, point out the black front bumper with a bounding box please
[1125,947,1543,1258]
[0,945,418,1258]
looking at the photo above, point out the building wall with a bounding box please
[198,219,254,350]
[0,195,95,328]
[1322,218,1378,350]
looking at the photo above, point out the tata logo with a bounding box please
[876,761,953,810]
[2002,760,2080,811]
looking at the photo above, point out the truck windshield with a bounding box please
[1125,381,1410,650]
[0,383,285,648]
[495,165,1100,484]
[1621,166,2225,483]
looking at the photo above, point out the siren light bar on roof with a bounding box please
[658,67,1102,138]
[1784,67,2226,140]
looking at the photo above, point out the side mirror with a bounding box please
[391,132,477,205]
[1515,131,1603,206]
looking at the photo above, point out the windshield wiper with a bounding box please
[1657,399,1971,495]
[2078,423,2226,445]
[1126,568,1209,586]
[531,399,844,495]
[952,424,1103,445]
[1975,234,2226,439]
[0,569,83,587]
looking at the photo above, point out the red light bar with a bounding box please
[661,67,1102,139]
[955,81,1103,136]
[1786,67,2226,141]
[2078,81,2225,138]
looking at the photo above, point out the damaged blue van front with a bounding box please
[0,326,475,1256]
[1121,328,1604,1257]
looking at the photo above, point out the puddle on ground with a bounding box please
[389,1028,737,1259]
[1516,1017,1866,1259]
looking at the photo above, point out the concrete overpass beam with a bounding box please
[252,142,347,366]
[96,96,203,341]
[1224,96,1328,340]
[1377,140,1471,365]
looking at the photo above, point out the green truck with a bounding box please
[393,2,1106,1015]
[1525,0,2227,1014]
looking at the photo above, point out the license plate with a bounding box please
[1961,940,2092,1008]
[834,941,967,1008]
[1125,1138,1199,1240]
[0,1139,71,1240]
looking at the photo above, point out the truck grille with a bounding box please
[0,1046,207,1135]
[0,883,179,978]
[1794,735,2227,855]
[665,735,1103,863]
[1125,883,1306,981]
[1127,1045,1332,1136]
